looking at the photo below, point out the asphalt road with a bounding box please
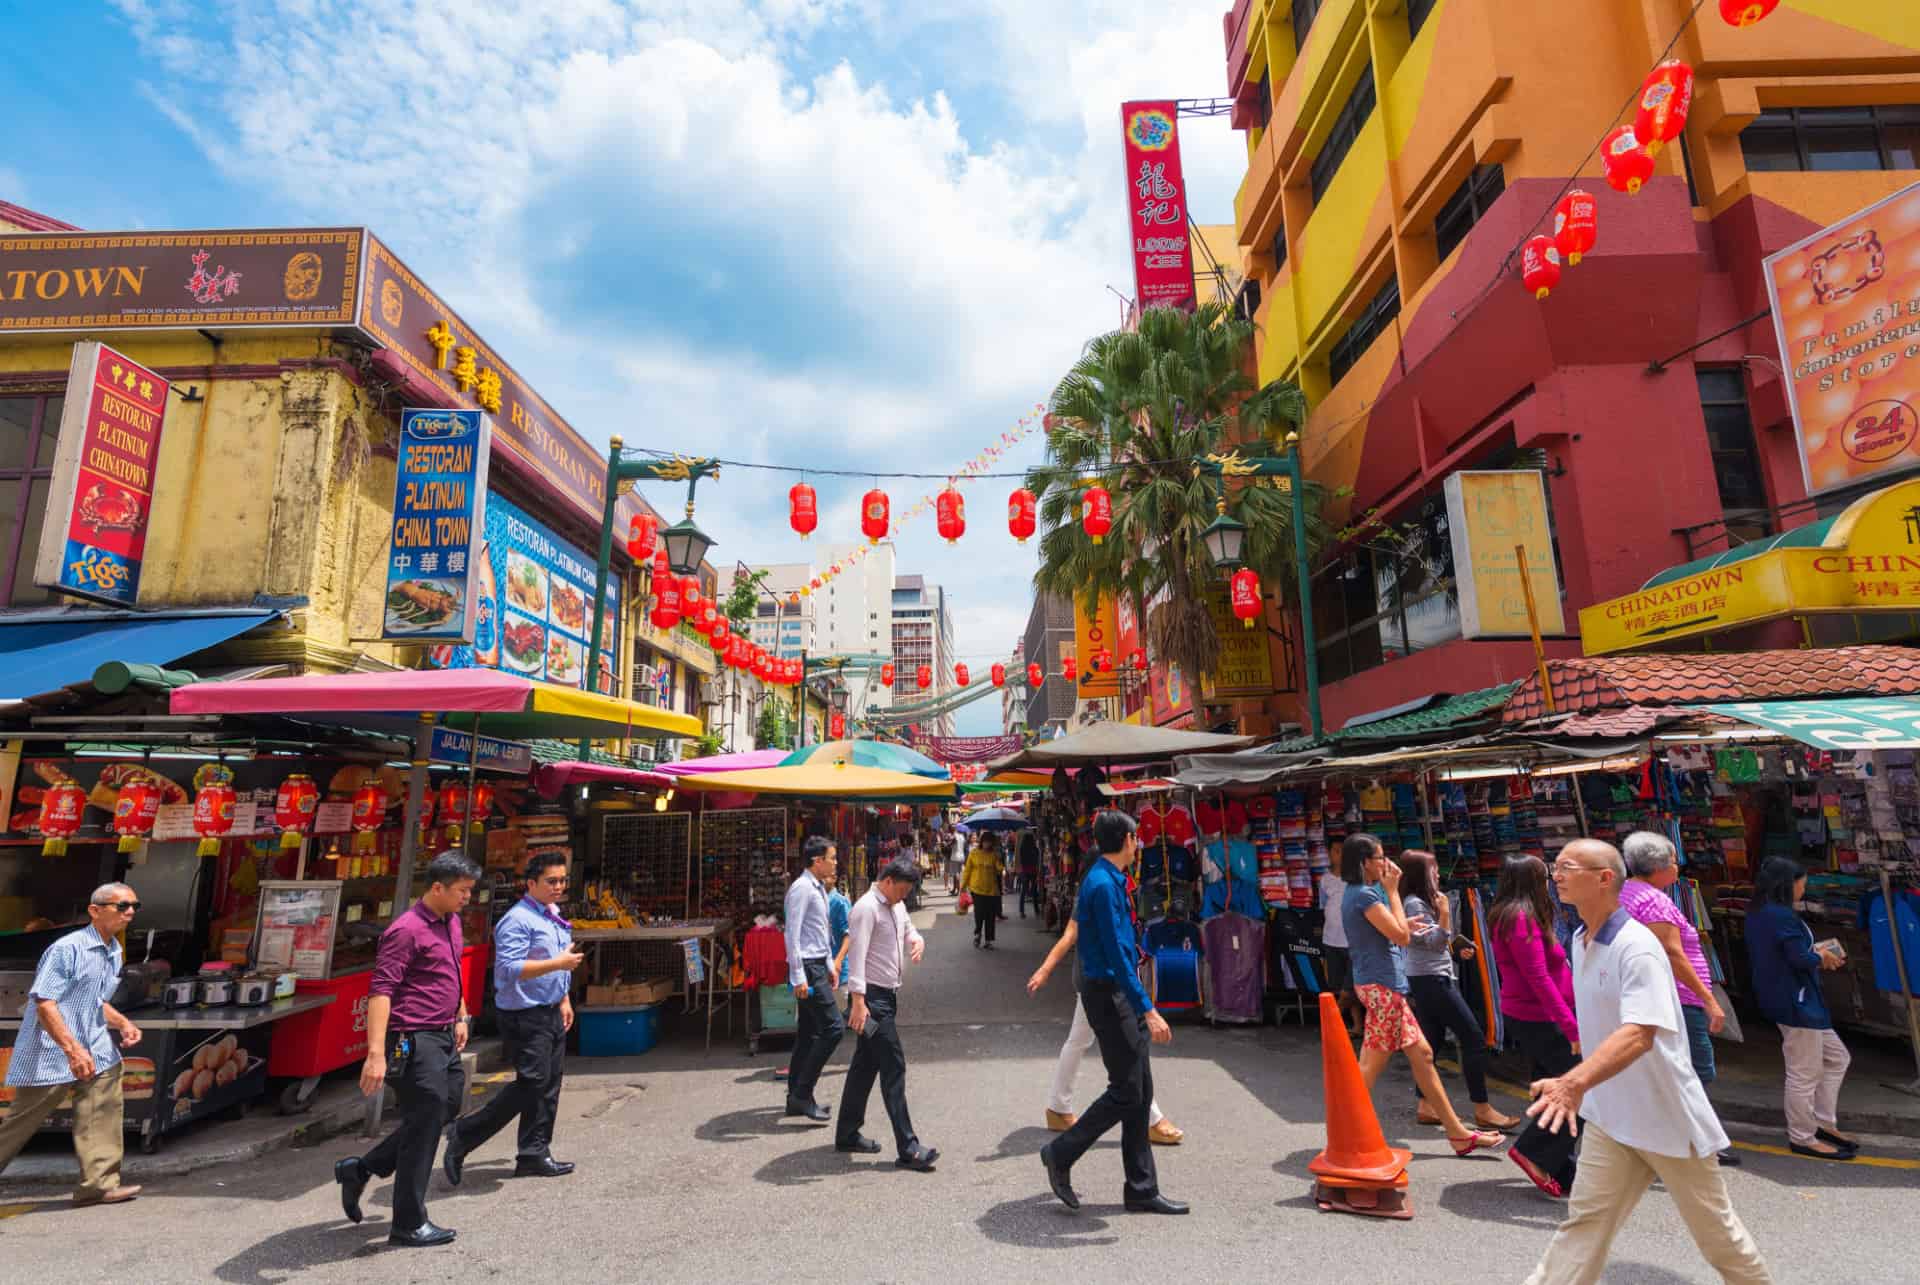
[2,891,1915,1283]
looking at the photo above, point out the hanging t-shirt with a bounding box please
[1203,838,1260,886]
[1201,876,1265,921]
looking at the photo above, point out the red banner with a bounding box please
[1120,101,1194,311]
[1117,593,1146,720]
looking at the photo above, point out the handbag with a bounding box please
[1711,983,1745,1043]
[957,890,972,914]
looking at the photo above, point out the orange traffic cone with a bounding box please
[1307,992,1414,1219]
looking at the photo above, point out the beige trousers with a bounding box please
[0,1061,126,1202]
[1779,1025,1850,1147]
[1525,1122,1772,1285]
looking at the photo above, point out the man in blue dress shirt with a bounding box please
[1040,811,1187,1215]
[443,852,584,1183]
[783,836,842,1121]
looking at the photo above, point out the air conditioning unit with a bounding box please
[631,662,659,706]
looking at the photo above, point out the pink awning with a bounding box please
[172,667,536,715]
[533,760,673,799]
[655,748,788,777]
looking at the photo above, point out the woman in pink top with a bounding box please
[1490,855,1580,1197]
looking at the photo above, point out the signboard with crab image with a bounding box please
[33,342,170,605]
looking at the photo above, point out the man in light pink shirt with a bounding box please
[835,857,937,1172]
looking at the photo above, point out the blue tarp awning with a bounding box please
[0,609,278,701]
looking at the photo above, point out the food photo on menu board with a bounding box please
[430,492,619,692]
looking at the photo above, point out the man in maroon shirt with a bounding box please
[335,852,479,1248]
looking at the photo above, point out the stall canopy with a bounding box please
[782,738,950,779]
[0,607,280,701]
[673,762,958,800]
[1699,697,1920,751]
[656,748,788,777]
[169,666,703,741]
[532,760,674,799]
[987,722,1255,772]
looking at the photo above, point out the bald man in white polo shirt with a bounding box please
[1523,840,1771,1285]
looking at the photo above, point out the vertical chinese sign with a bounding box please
[1764,181,1920,496]
[1444,470,1564,639]
[1074,593,1121,699]
[1120,100,1195,312]
[35,342,170,606]
[1116,593,1146,721]
[383,409,490,643]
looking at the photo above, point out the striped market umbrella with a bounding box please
[780,738,950,780]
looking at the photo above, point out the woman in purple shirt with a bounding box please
[1491,855,1580,1197]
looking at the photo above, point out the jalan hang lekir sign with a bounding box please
[1120,101,1195,312]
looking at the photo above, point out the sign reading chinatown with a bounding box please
[1763,181,1920,496]
[1120,101,1195,311]
[34,342,170,605]
[383,409,490,643]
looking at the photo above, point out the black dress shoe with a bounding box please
[1816,1129,1859,1152]
[513,1157,575,1178]
[1039,1143,1079,1210]
[896,1146,939,1172]
[441,1125,466,1186]
[388,1221,457,1248]
[1716,1149,1742,1167]
[785,1100,831,1122]
[835,1134,882,1154]
[1788,1142,1855,1160]
[1124,1194,1190,1215]
[334,1157,369,1224]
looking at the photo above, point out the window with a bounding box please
[1433,164,1505,263]
[1291,0,1323,55]
[1740,106,1920,174]
[1311,499,1461,685]
[1326,277,1400,387]
[1407,0,1438,39]
[1696,368,1772,543]
[1310,67,1376,202]
[1254,73,1273,132]
[0,394,60,607]
[1270,223,1288,274]
[1236,277,1263,324]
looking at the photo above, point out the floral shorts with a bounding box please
[1356,983,1423,1054]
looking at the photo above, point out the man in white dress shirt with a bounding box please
[834,857,937,1171]
[783,837,842,1122]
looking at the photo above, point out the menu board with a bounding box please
[382,408,491,642]
[432,490,620,693]
[252,880,343,980]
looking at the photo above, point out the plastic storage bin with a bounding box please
[576,1003,660,1057]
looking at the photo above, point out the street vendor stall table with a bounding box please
[572,919,731,1051]
[1,993,334,1153]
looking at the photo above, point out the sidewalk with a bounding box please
[0,1039,509,1191]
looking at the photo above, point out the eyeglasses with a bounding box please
[95,901,141,912]
[1551,862,1606,877]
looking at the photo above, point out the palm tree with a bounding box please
[1029,302,1324,696]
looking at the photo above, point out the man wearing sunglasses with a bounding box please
[442,852,583,1186]
[0,884,145,1205]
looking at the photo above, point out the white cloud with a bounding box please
[0,168,24,204]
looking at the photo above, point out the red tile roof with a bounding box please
[0,200,79,232]
[1500,646,1920,724]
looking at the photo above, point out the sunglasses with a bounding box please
[95,901,141,912]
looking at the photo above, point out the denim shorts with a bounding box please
[1681,1002,1717,1085]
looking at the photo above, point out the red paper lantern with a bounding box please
[1026,662,1043,687]
[789,481,818,539]
[861,488,891,541]
[1062,654,1078,682]
[936,487,966,544]
[39,781,86,858]
[753,651,772,681]
[916,664,932,690]
[1602,125,1656,195]
[1095,648,1114,674]
[1007,488,1036,543]
[991,663,1005,688]
[439,781,469,840]
[192,782,237,858]
[681,578,703,619]
[1081,485,1112,544]
[1718,0,1779,25]
[1230,568,1262,629]
[730,637,750,670]
[1553,189,1598,267]
[1129,648,1147,672]
[112,780,162,854]
[626,513,657,561]
[350,783,385,853]
[696,604,719,636]
[1520,235,1562,300]
[470,781,494,834]
[1634,60,1694,155]
[275,773,320,850]
[830,711,846,739]
[881,662,895,686]
[710,617,731,649]
[650,551,681,630]
[955,663,970,687]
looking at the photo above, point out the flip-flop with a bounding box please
[1449,1129,1503,1157]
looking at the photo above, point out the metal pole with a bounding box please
[797,646,807,748]
[582,435,624,761]
[1286,446,1323,740]
[373,711,433,1137]
[1877,868,1920,1097]
[1515,543,1557,715]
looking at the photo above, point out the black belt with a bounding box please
[397,1022,456,1034]
[803,956,829,965]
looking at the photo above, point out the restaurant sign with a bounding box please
[33,342,170,605]
[1200,586,1275,700]
[1120,101,1195,311]
[382,409,490,643]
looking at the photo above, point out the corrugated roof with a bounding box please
[1335,682,1522,742]
[1641,516,1837,589]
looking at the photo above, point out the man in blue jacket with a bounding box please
[1039,810,1186,1215]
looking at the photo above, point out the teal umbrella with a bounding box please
[780,738,950,779]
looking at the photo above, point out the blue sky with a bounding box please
[4,1,1248,735]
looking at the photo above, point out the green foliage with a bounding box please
[755,699,792,750]
[725,567,772,628]
[1030,302,1327,690]
[687,731,725,759]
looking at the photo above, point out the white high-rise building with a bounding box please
[747,562,817,659]
[808,541,894,720]
[891,574,956,737]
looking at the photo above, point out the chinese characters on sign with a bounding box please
[1444,471,1565,639]
[383,409,491,643]
[1120,101,1195,311]
[34,342,170,606]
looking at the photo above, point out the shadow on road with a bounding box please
[693,1106,816,1143]
[751,1142,858,1187]
[976,1194,1120,1250]
[212,1219,392,1284]
[1435,1176,1566,1230]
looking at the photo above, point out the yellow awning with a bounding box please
[674,762,958,799]
[443,679,705,741]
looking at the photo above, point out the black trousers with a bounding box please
[836,986,918,1156]
[1407,974,1491,1104]
[972,894,1000,943]
[361,1028,462,1232]
[1017,872,1041,917]
[453,1003,565,1161]
[788,958,844,1106]
[1051,984,1157,1200]
[1508,1016,1581,1189]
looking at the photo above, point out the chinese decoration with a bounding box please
[1027,662,1043,687]
[193,780,237,858]
[351,783,385,853]
[1120,101,1195,310]
[830,711,846,739]
[1081,485,1113,544]
[1007,488,1036,543]
[916,664,932,690]
[1602,126,1655,194]
[1553,190,1597,266]
[650,550,682,630]
[1062,653,1078,682]
[881,662,895,686]
[40,781,85,858]
[936,487,966,543]
[1521,236,1563,300]
[381,409,491,643]
[991,663,1005,687]
[1719,0,1779,24]
[861,488,891,541]
[1095,648,1114,674]
[112,780,161,855]
[627,512,657,560]
[1634,60,1694,154]
[789,482,817,539]
[275,774,320,850]
[470,782,495,835]
[1130,648,1147,672]
[1230,568,1262,628]
[955,663,970,687]
[439,781,470,840]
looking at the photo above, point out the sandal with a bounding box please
[1148,1120,1185,1146]
[1474,1112,1521,1132]
[1415,1109,1443,1127]
[1448,1129,1503,1157]
[1509,1149,1564,1198]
